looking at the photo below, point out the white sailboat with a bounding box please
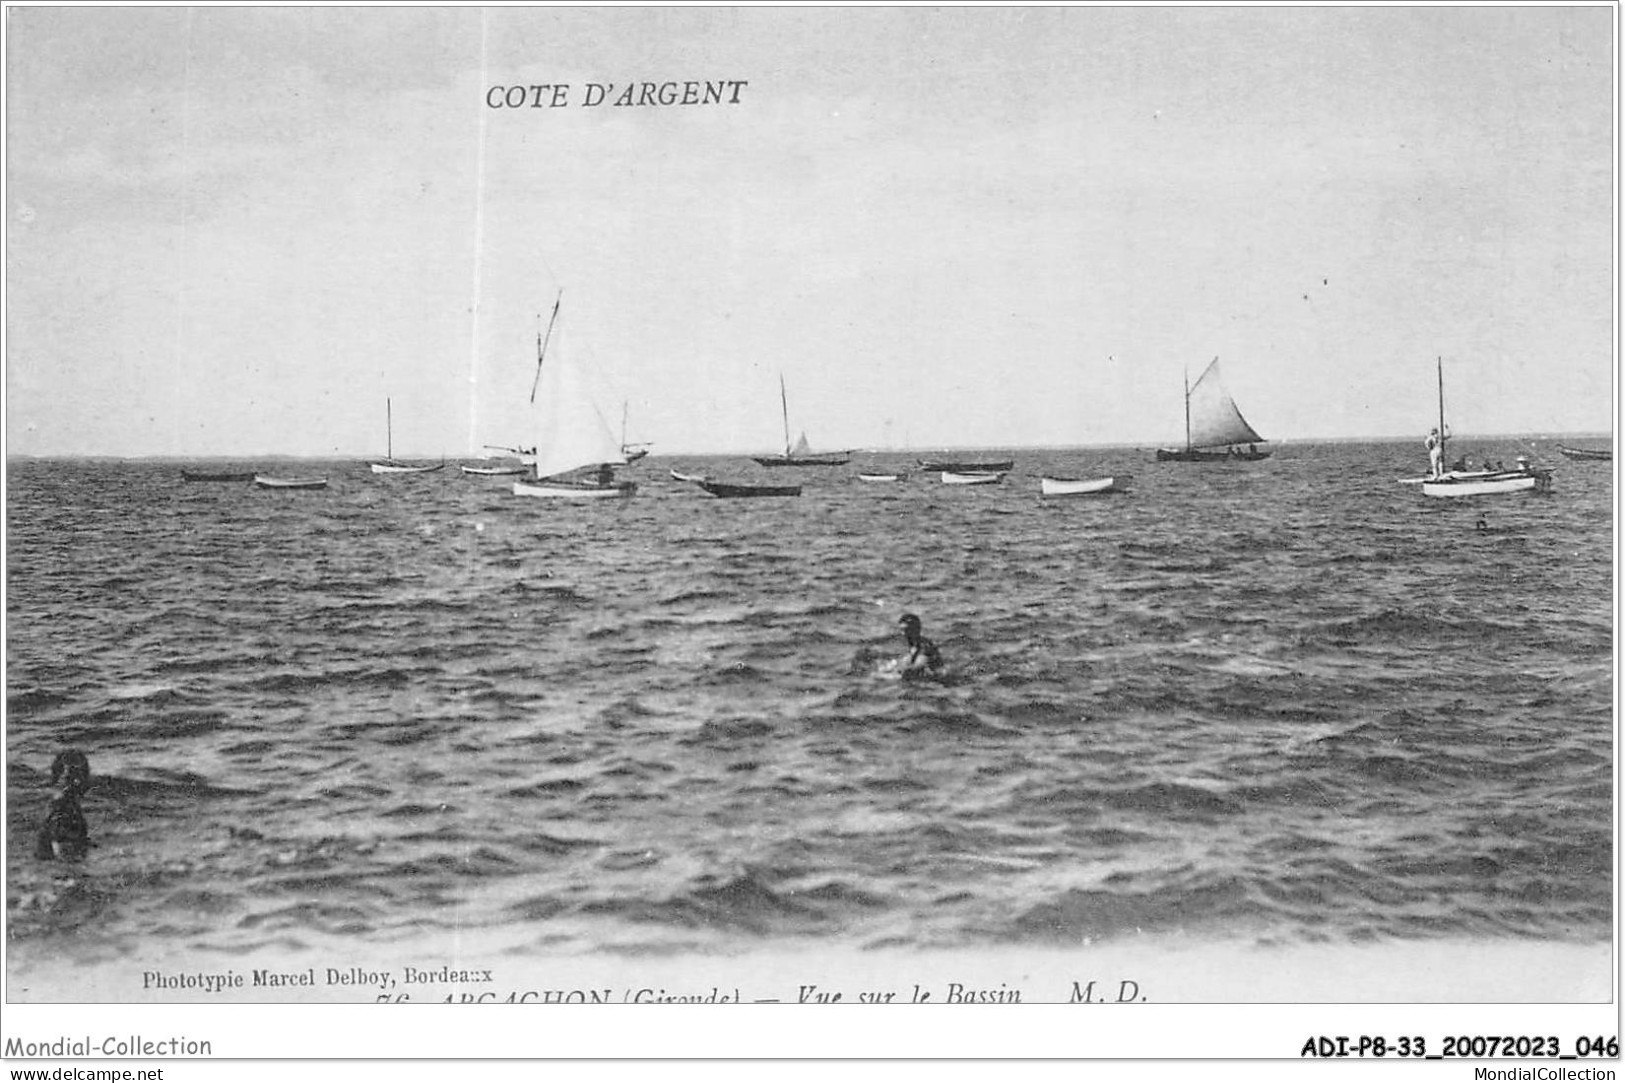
[513,295,636,500]
[368,398,445,474]
[1406,357,1552,498]
[1156,357,1269,461]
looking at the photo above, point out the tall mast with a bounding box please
[1437,356,1448,466]
[780,374,791,457]
[386,398,392,460]
[1183,367,1191,452]
[529,290,563,405]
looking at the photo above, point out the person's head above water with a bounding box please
[50,750,90,796]
[899,613,925,646]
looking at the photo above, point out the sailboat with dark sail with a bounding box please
[1156,358,1269,462]
[512,294,636,500]
[752,376,850,467]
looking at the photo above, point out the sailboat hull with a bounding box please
[1421,470,1552,498]
[513,478,637,499]
[751,455,850,467]
[369,461,445,474]
[941,471,1005,485]
[1155,447,1270,462]
[917,459,1014,473]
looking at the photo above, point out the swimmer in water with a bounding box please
[898,613,944,680]
[35,750,91,862]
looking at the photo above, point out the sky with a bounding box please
[5,5,1616,458]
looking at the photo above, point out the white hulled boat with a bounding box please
[513,294,636,500]
[1406,357,1552,499]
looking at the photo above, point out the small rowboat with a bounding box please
[941,470,1005,485]
[918,458,1014,473]
[857,472,903,482]
[369,460,445,475]
[254,474,328,490]
[697,480,802,498]
[1557,445,1611,462]
[1039,474,1131,496]
[513,478,636,499]
[669,469,709,483]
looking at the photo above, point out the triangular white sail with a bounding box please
[791,431,812,457]
[530,319,625,479]
[1187,358,1264,448]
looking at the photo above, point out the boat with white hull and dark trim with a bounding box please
[1401,358,1552,499]
[512,293,636,500]
[368,398,445,474]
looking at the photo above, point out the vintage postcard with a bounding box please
[3,4,1615,1067]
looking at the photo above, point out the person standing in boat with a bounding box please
[897,613,944,680]
[1425,427,1445,477]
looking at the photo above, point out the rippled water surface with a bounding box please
[6,443,1613,990]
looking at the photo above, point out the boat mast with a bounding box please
[1437,356,1447,468]
[1183,367,1192,452]
[779,375,791,457]
[386,398,392,460]
[529,290,563,405]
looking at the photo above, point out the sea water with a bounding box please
[4,442,1612,1003]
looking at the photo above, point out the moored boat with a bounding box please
[858,472,903,482]
[514,476,637,499]
[751,376,850,466]
[1156,357,1270,461]
[1407,358,1553,499]
[254,474,328,490]
[917,458,1014,473]
[371,460,445,474]
[941,470,1005,485]
[368,398,444,473]
[1420,468,1551,498]
[697,479,801,498]
[1039,474,1131,496]
[669,469,709,483]
[1557,444,1611,462]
